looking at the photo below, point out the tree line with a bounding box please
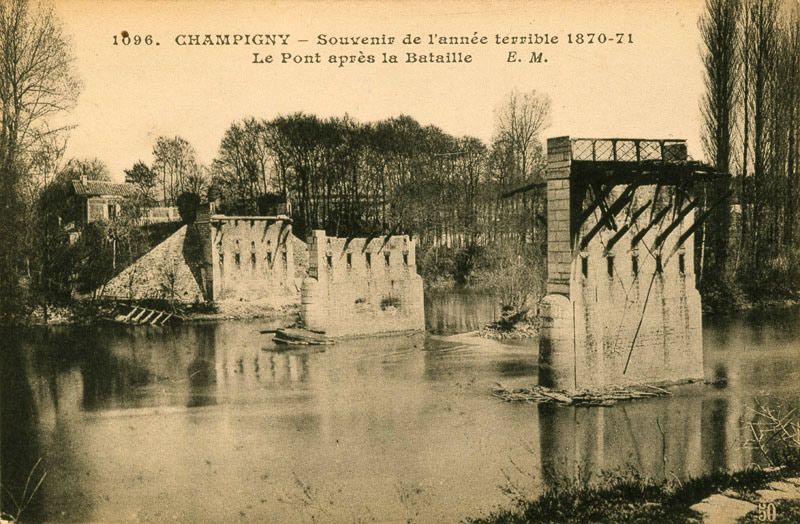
[119,101,550,258]
[205,108,547,247]
[699,0,800,307]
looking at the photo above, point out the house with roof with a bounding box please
[70,175,181,226]
[71,175,138,225]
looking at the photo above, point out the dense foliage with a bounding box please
[207,113,546,248]
[699,0,800,309]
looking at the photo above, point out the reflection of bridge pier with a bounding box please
[537,396,737,484]
[213,335,310,399]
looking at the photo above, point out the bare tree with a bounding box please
[60,157,110,181]
[701,0,740,174]
[0,0,79,171]
[210,117,276,213]
[182,165,209,197]
[492,89,551,185]
[745,0,779,267]
[0,0,79,320]
[152,135,201,205]
[782,9,800,246]
[700,0,800,299]
[490,90,550,247]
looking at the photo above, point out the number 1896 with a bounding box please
[112,32,154,46]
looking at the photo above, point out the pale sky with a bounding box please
[54,0,707,181]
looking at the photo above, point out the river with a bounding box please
[2,292,800,522]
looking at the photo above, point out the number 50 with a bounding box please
[758,502,777,522]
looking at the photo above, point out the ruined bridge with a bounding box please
[538,136,727,392]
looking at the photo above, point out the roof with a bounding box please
[71,179,137,198]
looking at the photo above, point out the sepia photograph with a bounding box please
[2,0,800,522]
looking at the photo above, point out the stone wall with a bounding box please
[202,211,297,305]
[300,230,425,337]
[101,225,205,303]
[538,138,704,391]
[101,205,298,306]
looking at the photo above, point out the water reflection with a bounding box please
[2,305,800,522]
[187,340,215,409]
[425,288,499,334]
[1,329,45,522]
[537,393,754,484]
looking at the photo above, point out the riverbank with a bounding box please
[23,300,300,326]
[468,466,800,524]
[710,296,800,315]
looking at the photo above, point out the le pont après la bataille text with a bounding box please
[111,31,635,67]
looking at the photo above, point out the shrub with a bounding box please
[176,192,201,224]
[416,244,456,285]
[380,296,401,310]
[72,222,115,295]
[454,244,485,285]
[473,241,545,316]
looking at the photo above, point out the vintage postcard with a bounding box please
[2,0,799,522]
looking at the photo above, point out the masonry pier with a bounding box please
[101,203,298,306]
[300,230,425,337]
[538,136,725,392]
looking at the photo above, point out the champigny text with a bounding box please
[175,34,291,46]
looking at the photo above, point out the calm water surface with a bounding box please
[2,296,800,523]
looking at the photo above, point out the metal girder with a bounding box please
[570,160,727,187]
[342,235,356,253]
[664,190,733,264]
[670,182,694,222]
[596,188,616,230]
[576,184,613,229]
[653,199,699,250]
[649,184,662,221]
[631,204,672,247]
[361,231,379,253]
[601,185,637,231]
[277,221,291,245]
[603,200,652,255]
[378,223,401,253]
[579,186,638,250]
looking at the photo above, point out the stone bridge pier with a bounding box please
[538,136,725,392]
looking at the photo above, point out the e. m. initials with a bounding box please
[506,51,547,64]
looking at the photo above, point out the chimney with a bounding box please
[80,174,88,185]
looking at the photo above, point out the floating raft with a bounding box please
[272,328,335,346]
[492,383,671,407]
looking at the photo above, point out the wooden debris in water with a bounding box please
[491,383,671,407]
[272,327,335,346]
[112,304,180,325]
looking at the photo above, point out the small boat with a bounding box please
[262,344,327,355]
[270,327,335,346]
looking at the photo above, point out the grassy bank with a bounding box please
[467,466,796,524]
